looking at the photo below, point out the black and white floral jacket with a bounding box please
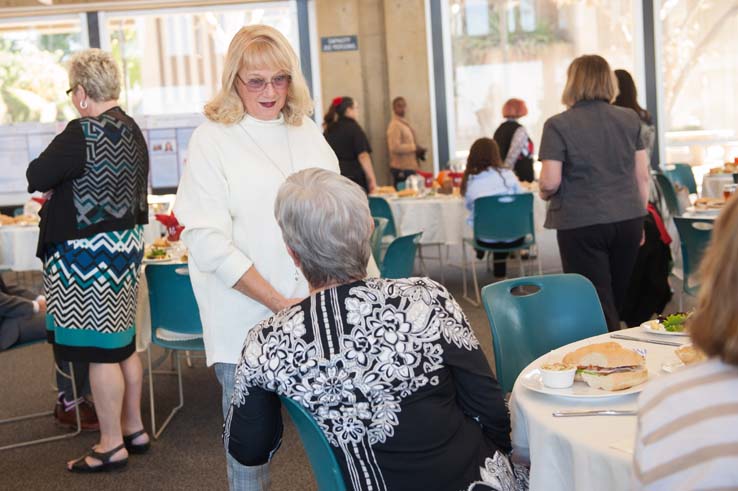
[224,277,526,491]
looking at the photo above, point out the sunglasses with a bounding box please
[65,85,78,96]
[236,73,291,93]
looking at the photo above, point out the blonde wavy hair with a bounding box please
[204,25,312,126]
[561,54,618,108]
[690,197,738,364]
[68,49,121,102]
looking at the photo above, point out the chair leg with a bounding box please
[518,254,525,277]
[185,351,193,368]
[148,346,157,439]
[537,249,543,276]
[152,351,184,440]
[438,244,445,285]
[471,254,482,306]
[0,362,81,451]
[462,243,469,299]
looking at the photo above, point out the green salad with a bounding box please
[657,312,689,332]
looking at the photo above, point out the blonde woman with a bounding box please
[174,25,339,489]
[538,54,651,332]
[634,197,738,490]
[27,49,150,472]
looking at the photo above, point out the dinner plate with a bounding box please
[519,367,648,399]
[686,206,721,216]
[640,320,689,337]
[142,255,172,263]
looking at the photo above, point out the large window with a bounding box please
[445,0,640,159]
[0,15,86,124]
[661,0,738,168]
[101,2,299,116]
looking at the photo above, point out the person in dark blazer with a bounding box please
[0,275,97,429]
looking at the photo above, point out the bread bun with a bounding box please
[675,345,706,365]
[562,342,644,369]
[580,367,648,391]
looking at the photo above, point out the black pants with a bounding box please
[475,237,525,277]
[390,169,417,186]
[556,217,643,332]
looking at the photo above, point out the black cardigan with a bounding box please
[27,107,149,259]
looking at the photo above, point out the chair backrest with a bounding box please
[280,396,347,491]
[673,217,714,294]
[653,172,683,216]
[664,163,698,195]
[481,274,608,393]
[370,217,389,265]
[473,193,534,243]
[145,264,203,336]
[380,232,422,279]
[368,196,397,237]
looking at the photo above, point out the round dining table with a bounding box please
[383,192,549,246]
[0,225,43,271]
[510,327,691,491]
[701,173,734,198]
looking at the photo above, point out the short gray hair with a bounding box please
[275,169,372,288]
[68,49,121,102]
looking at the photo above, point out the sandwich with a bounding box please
[562,342,648,391]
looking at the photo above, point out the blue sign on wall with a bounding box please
[321,35,359,52]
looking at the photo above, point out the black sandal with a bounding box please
[123,429,151,455]
[68,443,128,473]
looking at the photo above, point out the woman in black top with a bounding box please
[323,96,377,193]
[493,98,535,183]
[224,169,527,491]
[614,69,656,162]
[26,49,150,472]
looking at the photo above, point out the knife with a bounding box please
[610,333,684,347]
[552,409,637,417]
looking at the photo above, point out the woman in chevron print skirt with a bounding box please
[27,49,150,473]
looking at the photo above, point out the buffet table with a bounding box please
[510,327,690,491]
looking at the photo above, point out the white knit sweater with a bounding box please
[174,114,339,365]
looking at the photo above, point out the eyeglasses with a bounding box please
[236,73,291,92]
[65,85,78,96]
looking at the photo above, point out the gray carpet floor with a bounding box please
[0,229,693,490]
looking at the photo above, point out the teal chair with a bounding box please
[0,339,81,451]
[481,274,608,393]
[146,263,205,438]
[370,217,389,264]
[673,217,714,307]
[368,196,397,238]
[380,232,422,279]
[653,172,684,217]
[462,193,540,305]
[663,163,698,195]
[280,396,347,491]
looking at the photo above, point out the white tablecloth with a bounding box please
[386,195,467,245]
[0,225,42,271]
[385,193,548,246]
[701,174,734,198]
[510,328,689,491]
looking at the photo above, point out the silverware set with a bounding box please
[609,333,685,347]
[552,409,637,417]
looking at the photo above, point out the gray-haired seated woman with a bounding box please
[223,168,528,491]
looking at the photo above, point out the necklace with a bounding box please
[239,122,294,179]
[239,120,300,282]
